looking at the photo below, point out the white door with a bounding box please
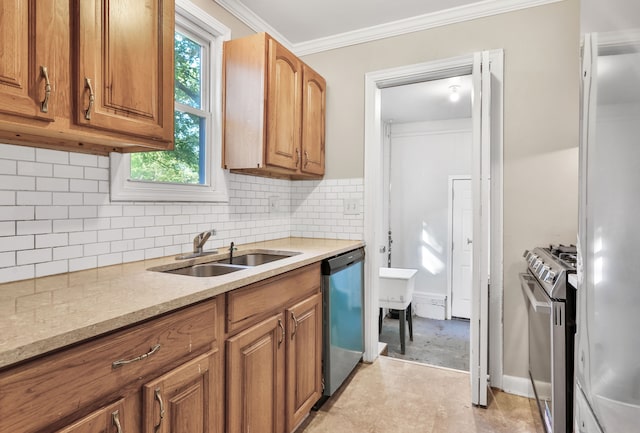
[451,178,472,319]
[470,51,491,407]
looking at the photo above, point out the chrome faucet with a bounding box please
[193,230,216,254]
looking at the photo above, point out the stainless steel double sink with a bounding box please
[150,251,300,277]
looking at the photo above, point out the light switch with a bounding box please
[343,198,359,215]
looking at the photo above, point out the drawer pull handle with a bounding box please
[84,77,95,120]
[112,410,123,433]
[40,66,51,113]
[295,148,300,167]
[291,312,298,338]
[112,343,161,369]
[154,388,165,433]
[304,150,309,168]
[277,319,285,346]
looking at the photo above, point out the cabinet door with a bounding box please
[286,293,323,432]
[301,66,326,176]
[55,399,126,433]
[0,0,56,121]
[227,313,286,433]
[143,350,220,433]
[75,0,174,142]
[266,39,302,171]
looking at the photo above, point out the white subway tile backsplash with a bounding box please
[70,179,98,193]
[17,191,52,205]
[53,245,84,260]
[17,248,52,265]
[0,191,15,206]
[0,144,35,161]
[69,153,98,167]
[0,175,36,191]
[18,161,53,177]
[36,233,68,248]
[36,206,69,220]
[69,256,97,272]
[36,148,68,164]
[53,192,83,205]
[0,252,15,267]
[0,143,364,283]
[35,260,68,278]
[0,159,16,174]
[53,164,84,179]
[0,206,35,221]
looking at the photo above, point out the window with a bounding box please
[110,0,230,202]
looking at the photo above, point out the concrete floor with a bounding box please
[379,315,470,371]
[297,357,544,433]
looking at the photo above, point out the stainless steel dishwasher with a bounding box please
[315,248,365,408]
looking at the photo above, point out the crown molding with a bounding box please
[215,0,564,56]
[214,0,294,51]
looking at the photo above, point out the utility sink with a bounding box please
[150,250,300,277]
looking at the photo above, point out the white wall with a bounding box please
[388,119,472,298]
[0,143,363,284]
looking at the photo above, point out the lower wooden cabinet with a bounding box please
[226,264,323,433]
[286,293,323,432]
[227,313,286,433]
[143,350,219,433]
[55,399,126,433]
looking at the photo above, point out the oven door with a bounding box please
[520,272,554,432]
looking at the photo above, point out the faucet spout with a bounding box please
[193,230,215,254]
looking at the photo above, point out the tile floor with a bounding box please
[297,357,543,433]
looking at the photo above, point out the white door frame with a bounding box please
[363,51,504,402]
[447,175,472,320]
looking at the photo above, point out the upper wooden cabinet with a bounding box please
[0,0,175,155]
[75,0,174,141]
[0,1,57,122]
[223,33,326,179]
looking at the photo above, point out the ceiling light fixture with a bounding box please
[449,85,460,103]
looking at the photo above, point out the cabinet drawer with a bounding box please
[227,263,320,334]
[0,299,217,433]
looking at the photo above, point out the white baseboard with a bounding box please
[501,375,534,398]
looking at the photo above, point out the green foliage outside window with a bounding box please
[130,32,205,184]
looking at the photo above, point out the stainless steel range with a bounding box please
[520,245,577,433]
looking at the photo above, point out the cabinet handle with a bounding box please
[295,148,300,167]
[291,312,298,338]
[277,319,285,346]
[84,77,95,120]
[112,410,123,433]
[304,151,309,168]
[112,343,161,369]
[40,66,51,113]
[154,388,165,433]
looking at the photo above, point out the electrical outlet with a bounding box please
[343,198,359,215]
[268,196,279,213]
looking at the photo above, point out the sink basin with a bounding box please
[149,250,300,277]
[217,252,298,266]
[164,263,248,277]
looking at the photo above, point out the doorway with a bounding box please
[363,51,504,407]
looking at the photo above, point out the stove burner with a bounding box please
[548,244,577,270]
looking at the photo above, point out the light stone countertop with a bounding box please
[0,237,364,369]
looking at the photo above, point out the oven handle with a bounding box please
[519,273,551,314]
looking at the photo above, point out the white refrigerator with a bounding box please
[575,32,640,432]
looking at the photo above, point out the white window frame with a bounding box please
[110,0,230,202]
